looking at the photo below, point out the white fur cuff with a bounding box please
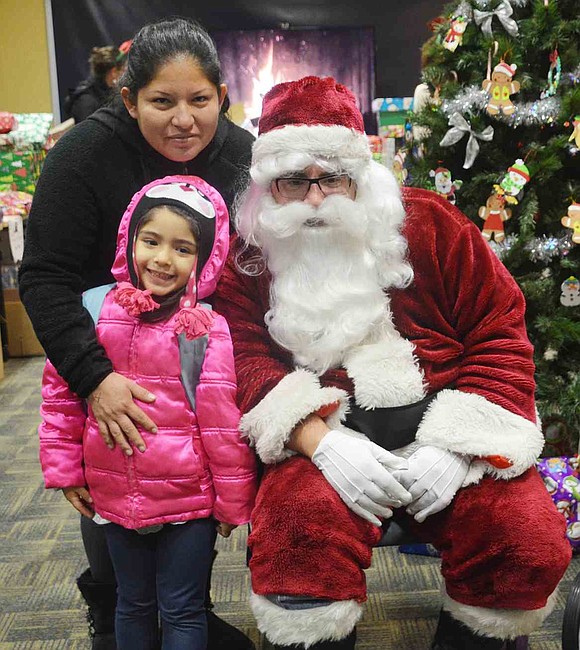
[416,389,544,481]
[343,335,425,409]
[250,592,362,647]
[442,588,557,639]
[239,369,349,464]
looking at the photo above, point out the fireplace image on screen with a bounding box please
[212,27,375,134]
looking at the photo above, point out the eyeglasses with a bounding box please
[273,174,353,200]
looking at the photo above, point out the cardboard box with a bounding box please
[4,288,44,357]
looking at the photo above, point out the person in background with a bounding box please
[212,76,572,650]
[38,175,257,650]
[64,41,131,123]
[19,17,255,650]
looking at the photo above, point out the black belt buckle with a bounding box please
[344,392,438,450]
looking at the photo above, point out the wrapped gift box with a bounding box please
[0,147,46,193]
[9,113,53,148]
[372,97,414,139]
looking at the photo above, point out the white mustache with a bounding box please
[257,194,367,240]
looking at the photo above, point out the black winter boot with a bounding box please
[266,629,357,649]
[431,609,507,650]
[206,550,256,650]
[76,568,117,650]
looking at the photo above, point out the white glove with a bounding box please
[311,430,412,526]
[392,445,471,523]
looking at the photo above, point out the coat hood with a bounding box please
[111,175,230,305]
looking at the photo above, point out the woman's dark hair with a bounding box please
[137,204,201,323]
[119,17,230,113]
[89,46,122,80]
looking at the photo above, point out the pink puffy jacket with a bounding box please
[38,175,257,529]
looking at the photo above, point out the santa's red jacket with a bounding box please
[214,187,543,481]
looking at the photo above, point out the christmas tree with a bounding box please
[405,0,580,454]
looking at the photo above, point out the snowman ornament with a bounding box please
[560,276,580,307]
[496,159,530,205]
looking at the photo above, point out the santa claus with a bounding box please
[213,76,571,650]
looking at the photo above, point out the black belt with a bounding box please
[344,392,439,450]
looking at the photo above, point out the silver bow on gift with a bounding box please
[439,112,494,169]
[474,0,519,38]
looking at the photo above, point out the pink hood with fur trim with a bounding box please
[113,174,230,309]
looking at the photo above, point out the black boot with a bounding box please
[266,629,357,649]
[76,568,117,650]
[431,609,507,650]
[206,550,256,650]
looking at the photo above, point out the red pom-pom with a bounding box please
[114,282,159,316]
[175,307,214,340]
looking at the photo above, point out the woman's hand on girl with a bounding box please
[216,521,238,538]
[88,372,158,455]
[63,486,94,518]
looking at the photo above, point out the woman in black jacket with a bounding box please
[64,45,126,123]
[20,17,255,650]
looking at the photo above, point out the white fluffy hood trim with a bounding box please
[442,588,557,639]
[239,368,349,464]
[416,389,544,481]
[251,124,370,185]
[343,333,426,409]
[250,592,362,647]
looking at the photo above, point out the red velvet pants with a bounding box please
[248,456,572,610]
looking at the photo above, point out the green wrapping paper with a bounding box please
[0,147,46,193]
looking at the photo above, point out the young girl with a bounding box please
[38,175,257,650]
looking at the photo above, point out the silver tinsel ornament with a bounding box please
[442,85,561,127]
[487,232,574,262]
[474,0,528,7]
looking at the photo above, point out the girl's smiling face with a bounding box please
[134,206,197,297]
[121,55,227,163]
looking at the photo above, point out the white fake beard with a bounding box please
[255,193,400,374]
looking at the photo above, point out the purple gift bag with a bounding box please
[537,455,580,551]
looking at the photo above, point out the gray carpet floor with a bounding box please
[0,355,578,649]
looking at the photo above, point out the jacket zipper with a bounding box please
[126,321,141,522]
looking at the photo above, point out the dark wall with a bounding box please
[51,0,446,116]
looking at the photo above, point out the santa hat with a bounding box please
[251,76,371,183]
[569,202,580,214]
[507,158,530,181]
[493,61,517,79]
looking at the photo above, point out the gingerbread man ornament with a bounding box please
[479,191,512,242]
[482,61,520,116]
[561,202,580,244]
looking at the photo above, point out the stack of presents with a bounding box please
[0,112,71,370]
[367,96,414,180]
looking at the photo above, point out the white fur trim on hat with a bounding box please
[251,124,371,184]
[442,587,557,639]
[239,368,349,464]
[494,62,517,78]
[415,389,544,481]
[250,592,362,647]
